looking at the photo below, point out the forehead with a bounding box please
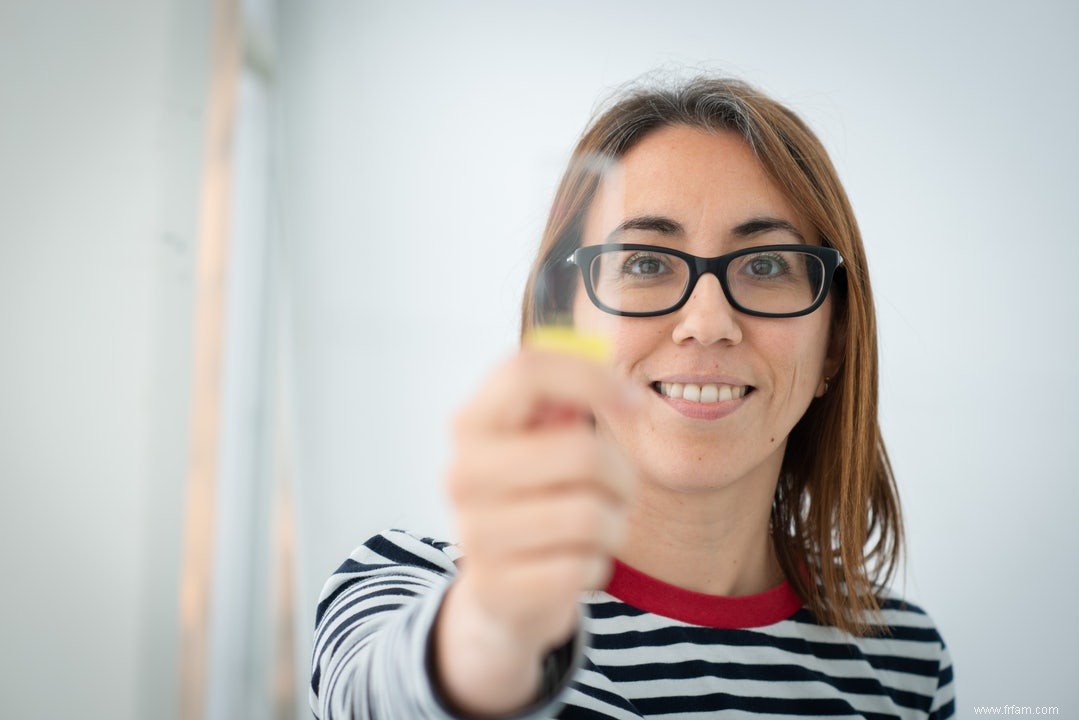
[584,125,812,245]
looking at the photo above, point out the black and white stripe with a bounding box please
[311,530,955,719]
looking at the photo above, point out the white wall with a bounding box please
[0,2,208,718]
[277,1,1079,715]
[3,2,1075,718]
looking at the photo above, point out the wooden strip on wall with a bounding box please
[178,0,241,718]
[272,426,298,720]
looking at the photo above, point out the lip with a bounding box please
[655,391,748,420]
[651,373,751,386]
[647,375,754,421]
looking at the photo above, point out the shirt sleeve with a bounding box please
[310,530,582,720]
[928,636,955,719]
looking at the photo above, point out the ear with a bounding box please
[815,317,846,398]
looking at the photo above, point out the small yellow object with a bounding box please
[525,326,611,363]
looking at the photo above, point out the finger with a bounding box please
[491,553,614,603]
[455,559,587,650]
[448,425,634,505]
[465,553,612,631]
[459,488,627,561]
[455,349,641,434]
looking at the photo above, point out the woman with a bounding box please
[311,76,955,719]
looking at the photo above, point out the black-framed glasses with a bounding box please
[568,243,844,318]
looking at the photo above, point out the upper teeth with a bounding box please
[658,382,748,403]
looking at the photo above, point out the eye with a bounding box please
[741,252,790,278]
[623,252,671,276]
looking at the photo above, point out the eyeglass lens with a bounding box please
[588,248,826,315]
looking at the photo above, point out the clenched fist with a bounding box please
[432,348,639,717]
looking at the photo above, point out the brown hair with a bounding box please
[520,76,902,636]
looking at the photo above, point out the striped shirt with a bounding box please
[311,530,955,719]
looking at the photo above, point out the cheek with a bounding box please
[607,323,668,379]
[787,325,831,394]
[756,316,832,397]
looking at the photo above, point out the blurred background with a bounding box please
[2,1,1077,718]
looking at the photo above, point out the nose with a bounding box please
[671,273,743,346]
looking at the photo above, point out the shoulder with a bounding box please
[349,528,462,571]
[315,529,461,627]
[872,593,951,650]
[867,594,956,707]
[872,595,956,717]
[843,592,953,662]
[787,593,955,717]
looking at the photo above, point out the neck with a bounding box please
[617,466,784,597]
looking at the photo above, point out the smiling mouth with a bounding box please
[650,381,753,403]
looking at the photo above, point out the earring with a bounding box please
[823,376,831,393]
[816,375,831,397]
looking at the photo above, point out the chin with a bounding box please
[640,457,751,494]
[631,435,788,495]
[660,476,740,495]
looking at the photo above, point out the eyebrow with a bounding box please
[605,215,806,244]
[732,217,806,244]
[605,215,683,240]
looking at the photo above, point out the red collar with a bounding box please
[603,559,803,628]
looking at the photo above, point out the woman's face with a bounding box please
[573,125,837,493]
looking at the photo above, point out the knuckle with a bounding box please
[515,345,541,367]
[585,555,614,589]
[450,410,474,442]
[566,495,606,537]
[543,559,583,595]
[506,351,535,384]
[563,429,601,477]
[445,469,469,504]
[445,453,483,505]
